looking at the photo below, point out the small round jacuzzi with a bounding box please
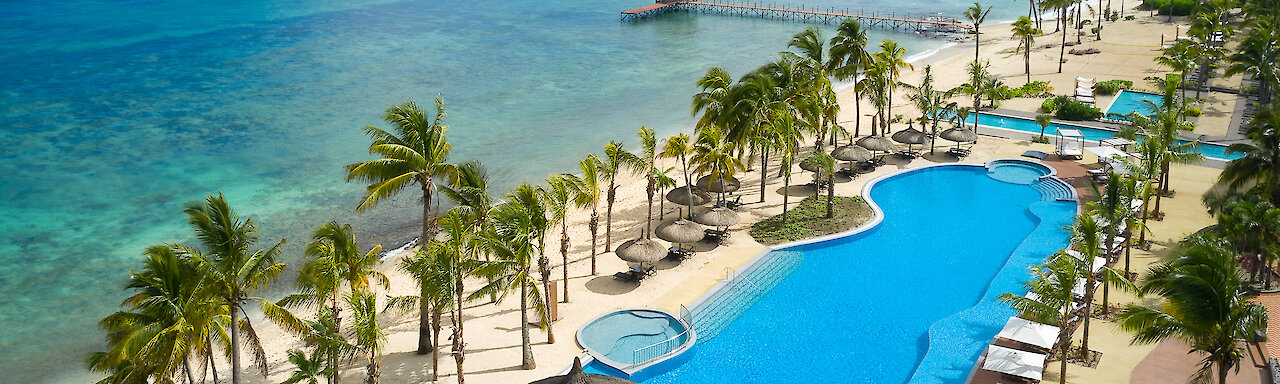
[577,308,695,375]
[986,159,1054,185]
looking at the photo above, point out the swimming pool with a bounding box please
[966,112,1241,161]
[586,162,1078,383]
[578,308,694,373]
[1104,90,1164,120]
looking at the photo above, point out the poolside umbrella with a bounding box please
[799,158,822,173]
[656,219,705,246]
[981,345,1047,381]
[696,174,740,193]
[666,186,711,206]
[614,238,668,264]
[891,126,927,153]
[694,207,740,228]
[856,135,894,152]
[831,145,872,162]
[529,357,637,384]
[995,317,1061,351]
[939,127,978,149]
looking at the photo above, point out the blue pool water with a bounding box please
[1104,90,1165,120]
[986,159,1052,184]
[590,164,1077,383]
[580,310,690,365]
[967,113,1241,160]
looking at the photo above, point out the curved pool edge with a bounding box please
[575,308,696,378]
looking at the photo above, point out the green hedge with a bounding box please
[1141,0,1197,16]
[1041,98,1058,113]
[1051,95,1103,120]
[1094,80,1133,95]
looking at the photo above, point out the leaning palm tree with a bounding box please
[344,98,454,250]
[179,192,286,384]
[829,19,872,137]
[1012,17,1042,83]
[1117,238,1269,384]
[385,225,462,382]
[660,134,696,219]
[964,2,994,63]
[999,252,1085,384]
[900,65,955,154]
[572,155,604,274]
[691,67,737,133]
[346,289,385,384]
[1220,105,1280,205]
[474,195,550,370]
[600,141,642,251]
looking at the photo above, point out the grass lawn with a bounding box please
[748,195,874,246]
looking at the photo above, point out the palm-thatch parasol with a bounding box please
[665,186,711,206]
[831,145,873,162]
[529,357,637,384]
[856,135,894,152]
[656,219,705,249]
[694,207,740,229]
[614,238,668,263]
[799,158,821,173]
[939,127,978,149]
[696,174,740,193]
[891,126,928,153]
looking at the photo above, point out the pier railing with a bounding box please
[622,0,971,34]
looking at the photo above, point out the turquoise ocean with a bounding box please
[0,0,1027,381]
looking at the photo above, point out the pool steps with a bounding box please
[688,250,804,341]
[1030,178,1076,202]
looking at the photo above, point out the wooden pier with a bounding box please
[621,0,972,33]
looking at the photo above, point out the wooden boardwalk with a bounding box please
[622,0,972,33]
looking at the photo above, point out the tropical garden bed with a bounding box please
[748,196,873,246]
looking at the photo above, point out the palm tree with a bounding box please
[385,232,458,381]
[857,61,892,136]
[179,192,286,384]
[954,61,993,138]
[875,40,913,134]
[653,166,678,220]
[691,67,737,133]
[1087,172,1140,315]
[1070,213,1103,361]
[829,19,872,137]
[507,183,554,345]
[541,174,580,302]
[999,252,1087,384]
[965,2,994,64]
[346,289,385,384]
[636,127,661,238]
[1156,41,1199,118]
[1141,108,1205,210]
[1225,29,1279,105]
[1117,239,1269,384]
[1012,17,1042,83]
[801,152,837,218]
[600,141,642,251]
[660,134,696,219]
[282,350,331,384]
[1217,200,1280,286]
[900,65,955,154]
[690,127,745,203]
[572,155,604,274]
[474,192,550,370]
[1220,105,1280,205]
[344,98,454,252]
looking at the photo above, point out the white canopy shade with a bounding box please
[996,317,1061,350]
[1106,157,1134,175]
[1057,128,1083,138]
[1047,275,1093,298]
[983,345,1048,381]
[1085,146,1128,160]
[1100,137,1134,147]
[1065,249,1107,273]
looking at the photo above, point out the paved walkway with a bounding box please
[1130,338,1267,384]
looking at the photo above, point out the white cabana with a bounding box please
[1066,249,1107,273]
[1057,129,1084,159]
[996,317,1062,350]
[1047,275,1096,298]
[983,345,1048,381]
[1085,145,1128,161]
[1100,137,1134,148]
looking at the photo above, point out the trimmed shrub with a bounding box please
[1055,98,1103,121]
[1012,81,1055,98]
[1094,80,1133,96]
[1142,0,1197,16]
[1041,98,1058,113]
[1187,106,1202,117]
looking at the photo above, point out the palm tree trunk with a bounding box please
[1059,308,1070,384]
[606,179,616,250]
[430,307,441,381]
[1080,273,1095,362]
[760,151,768,203]
[826,174,835,219]
[538,254,555,345]
[1217,358,1229,384]
[561,220,570,302]
[208,340,219,384]
[855,87,863,137]
[1103,234,1115,315]
[782,175,790,224]
[184,354,196,384]
[519,279,535,370]
[417,280,431,355]
[454,277,466,383]
[422,184,433,245]
[365,353,379,384]
[646,180,655,238]
[680,155,693,220]
[1025,43,1032,83]
[590,207,598,275]
[230,302,242,384]
[1059,8,1068,73]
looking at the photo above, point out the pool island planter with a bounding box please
[576,308,697,379]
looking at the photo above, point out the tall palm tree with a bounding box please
[953,61,993,138]
[690,127,745,203]
[1220,105,1280,205]
[541,174,580,302]
[691,67,737,133]
[179,192,286,384]
[505,183,554,345]
[1012,17,1042,83]
[999,252,1087,384]
[572,155,604,274]
[875,40,913,134]
[660,134,695,219]
[858,61,892,136]
[1225,29,1279,105]
[600,141,642,251]
[474,192,550,370]
[385,229,460,381]
[344,98,454,251]
[829,19,872,137]
[802,152,837,218]
[346,289,385,384]
[636,127,661,238]
[1156,41,1199,118]
[1117,239,1269,384]
[964,2,994,63]
[900,65,956,154]
[1071,213,1103,361]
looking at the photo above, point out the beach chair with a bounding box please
[704,228,730,243]
[947,147,971,158]
[667,246,694,261]
[618,263,655,283]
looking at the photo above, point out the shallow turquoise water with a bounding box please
[1104,90,1165,120]
[0,0,1031,381]
[586,165,1077,383]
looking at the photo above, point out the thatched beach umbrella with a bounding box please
[665,186,711,206]
[614,238,668,263]
[694,207,740,228]
[939,127,978,149]
[831,145,873,162]
[696,174,740,193]
[891,126,928,153]
[656,219,705,246]
[799,158,822,173]
[529,357,637,384]
[856,135,894,152]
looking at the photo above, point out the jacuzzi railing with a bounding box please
[631,326,691,364]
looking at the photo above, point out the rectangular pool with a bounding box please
[966,112,1240,161]
[1103,90,1164,120]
